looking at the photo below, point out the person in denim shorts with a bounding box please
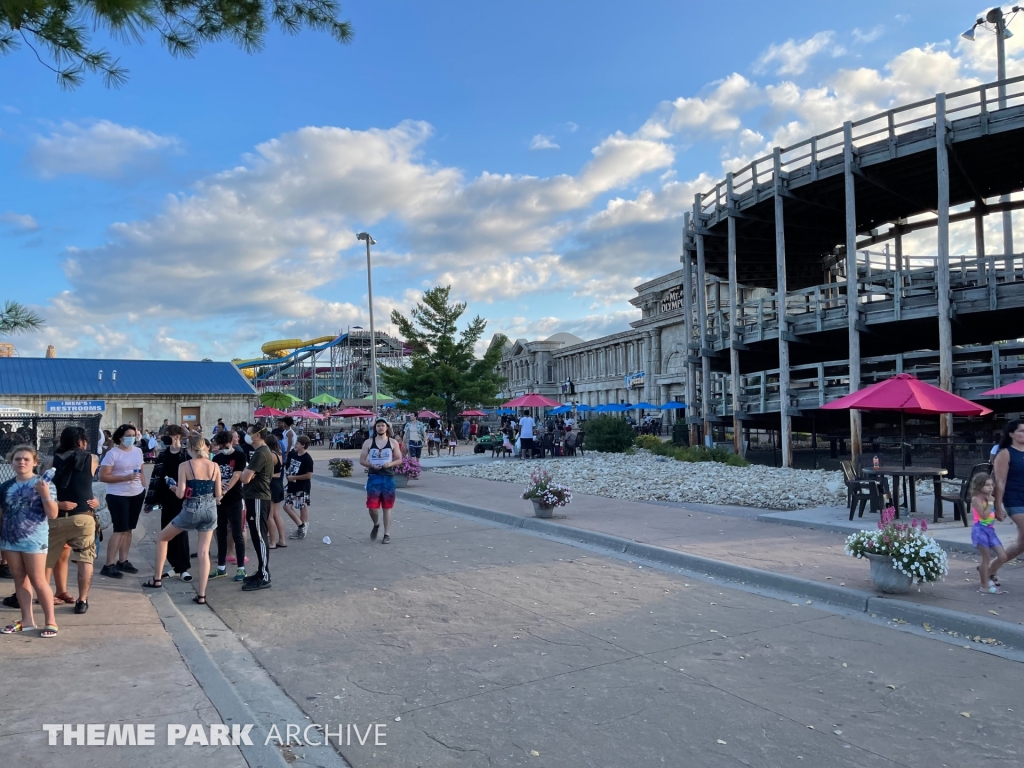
[143,435,221,604]
[360,419,402,544]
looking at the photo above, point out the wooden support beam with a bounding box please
[844,122,863,460]
[682,216,699,447]
[851,164,936,215]
[774,148,793,468]
[727,173,743,455]
[936,94,954,441]
[694,195,713,447]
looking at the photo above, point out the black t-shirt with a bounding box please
[243,445,274,501]
[213,447,247,505]
[53,450,94,513]
[285,450,315,494]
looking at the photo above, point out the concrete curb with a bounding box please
[755,512,978,555]
[315,475,1024,651]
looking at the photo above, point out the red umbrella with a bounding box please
[502,394,561,408]
[288,409,325,420]
[254,407,287,417]
[418,410,442,419]
[336,407,375,417]
[460,409,487,417]
[980,380,1024,396]
[821,373,990,467]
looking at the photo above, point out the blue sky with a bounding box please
[0,1,1017,361]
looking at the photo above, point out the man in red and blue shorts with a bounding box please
[360,419,401,544]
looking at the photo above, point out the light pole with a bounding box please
[356,233,379,416]
[963,6,1020,257]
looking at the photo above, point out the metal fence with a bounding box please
[0,414,103,483]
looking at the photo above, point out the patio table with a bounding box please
[862,466,948,522]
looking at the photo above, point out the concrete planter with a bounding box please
[864,553,913,594]
[532,501,554,518]
[393,474,410,488]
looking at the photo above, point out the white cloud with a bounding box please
[30,119,180,178]
[2,105,20,115]
[754,31,843,76]
[1,211,39,231]
[529,134,560,150]
[565,122,579,133]
[853,26,886,44]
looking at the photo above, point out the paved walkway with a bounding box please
[311,462,1024,631]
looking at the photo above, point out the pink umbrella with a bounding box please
[503,394,561,408]
[336,407,375,417]
[418,410,442,419]
[980,380,1024,396]
[254,407,287,417]
[288,409,326,420]
[460,409,487,417]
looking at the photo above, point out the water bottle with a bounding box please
[41,467,56,483]
[872,455,880,470]
[165,477,177,487]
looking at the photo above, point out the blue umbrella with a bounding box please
[575,404,594,412]
[660,401,687,410]
[592,403,618,412]
[550,405,573,414]
[631,402,660,410]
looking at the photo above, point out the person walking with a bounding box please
[212,430,246,581]
[518,409,536,459]
[142,435,221,604]
[98,424,146,579]
[239,426,274,591]
[284,435,315,539]
[993,418,1024,574]
[360,418,402,544]
[970,473,1008,593]
[0,445,59,637]
[144,425,193,581]
[404,415,424,459]
[46,427,99,614]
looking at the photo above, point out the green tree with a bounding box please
[0,300,44,334]
[1,0,353,88]
[381,286,506,425]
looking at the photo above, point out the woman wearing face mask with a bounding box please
[98,424,146,578]
[144,425,192,581]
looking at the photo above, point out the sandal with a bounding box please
[192,595,206,605]
[141,578,163,589]
[1,620,36,634]
[978,567,1001,587]
[40,624,58,638]
[54,591,75,605]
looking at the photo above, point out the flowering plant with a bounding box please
[328,458,353,478]
[845,507,948,583]
[521,469,572,509]
[394,455,422,479]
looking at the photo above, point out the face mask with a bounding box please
[221,448,234,455]
[244,434,253,445]
[123,437,136,447]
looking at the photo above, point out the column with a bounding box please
[661,384,671,431]
[773,148,793,468]
[682,222,699,446]
[726,172,742,455]
[935,94,954,440]
[693,196,713,444]
[844,121,862,459]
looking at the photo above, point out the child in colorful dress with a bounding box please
[970,473,1007,594]
[0,445,59,637]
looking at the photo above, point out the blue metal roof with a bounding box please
[0,358,257,396]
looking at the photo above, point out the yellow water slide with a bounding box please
[261,336,337,356]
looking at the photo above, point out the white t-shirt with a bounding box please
[519,416,535,439]
[100,446,146,497]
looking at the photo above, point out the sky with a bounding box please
[1,1,1022,362]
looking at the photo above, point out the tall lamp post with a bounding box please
[356,233,379,416]
[963,6,1020,257]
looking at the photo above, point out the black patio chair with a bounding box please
[940,462,991,527]
[842,460,885,520]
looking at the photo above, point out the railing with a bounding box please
[698,75,1024,217]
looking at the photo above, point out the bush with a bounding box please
[328,458,353,477]
[634,434,664,452]
[670,445,749,466]
[584,416,636,453]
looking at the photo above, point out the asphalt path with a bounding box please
[191,479,1022,768]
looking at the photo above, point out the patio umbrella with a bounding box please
[660,401,687,410]
[259,391,300,409]
[254,407,287,417]
[592,403,621,413]
[336,407,375,417]
[502,394,561,408]
[418,410,442,419]
[631,402,660,410]
[980,379,1024,396]
[550,405,573,414]
[821,373,991,468]
[460,409,488,417]
[574,404,594,412]
[310,393,341,406]
[288,409,325,420]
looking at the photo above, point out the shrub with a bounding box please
[845,507,948,583]
[521,469,572,509]
[394,455,422,479]
[665,445,750,467]
[634,434,664,451]
[584,416,636,453]
[328,458,353,477]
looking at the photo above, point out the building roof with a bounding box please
[0,358,256,397]
[545,332,585,347]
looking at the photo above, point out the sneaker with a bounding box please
[370,524,380,541]
[0,563,12,579]
[180,572,193,582]
[100,564,123,579]
[210,569,226,579]
[300,523,308,538]
[241,578,271,592]
[116,560,138,574]
[2,593,18,608]
[74,599,89,614]
[381,534,390,544]
[289,528,303,540]
[233,568,247,582]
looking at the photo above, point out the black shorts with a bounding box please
[108,492,146,533]
[270,477,285,503]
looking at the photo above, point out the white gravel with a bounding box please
[432,451,847,510]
